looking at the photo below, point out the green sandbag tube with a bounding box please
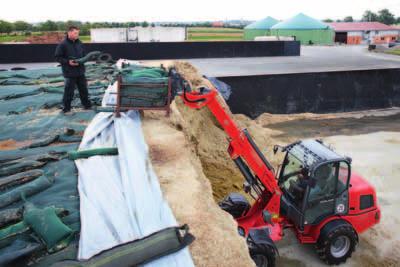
[0,206,69,249]
[0,160,46,176]
[0,208,22,228]
[68,147,118,160]
[0,169,44,191]
[0,175,53,209]
[23,200,74,252]
[21,135,60,150]
[0,221,29,243]
[50,225,195,267]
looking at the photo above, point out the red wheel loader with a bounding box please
[175,73,381,267]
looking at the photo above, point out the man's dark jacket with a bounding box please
[54,37,86,77]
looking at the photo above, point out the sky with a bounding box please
[1,0,399,22]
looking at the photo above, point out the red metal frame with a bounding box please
[180,87,380,244]
[115,75,172,118]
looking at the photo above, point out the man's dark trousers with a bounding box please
[63,75,91,112]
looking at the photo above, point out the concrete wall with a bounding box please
[221,69,400,118]
[0,41,301,63]
[91,27,186,42]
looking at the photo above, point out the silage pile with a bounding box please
[146,60,283,201]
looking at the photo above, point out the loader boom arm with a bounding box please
[180,87,282,216]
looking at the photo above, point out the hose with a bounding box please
[74,51,102,64]
[74,51,113,65]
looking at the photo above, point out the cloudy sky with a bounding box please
[1,0,399,22]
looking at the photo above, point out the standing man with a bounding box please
[55,26,91,114]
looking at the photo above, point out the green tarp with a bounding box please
[0,62,116,266]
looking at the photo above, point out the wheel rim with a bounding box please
[330,235,351,258]
[252,254,268,267]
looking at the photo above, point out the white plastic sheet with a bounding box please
[75,90,194,266]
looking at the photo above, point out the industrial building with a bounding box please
[243,16,279,40]
[328,22,400,44]
[90,27,187,43]
[271,13,334,45]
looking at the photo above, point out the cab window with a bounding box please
[309,163,338,202]
[337,161,350,194]
[280,153,303,193]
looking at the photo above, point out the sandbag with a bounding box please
[23,201,74,251]
[30,242,78,267]
[0,207,69,249]
[0,169,44,191]
[0,90,41,100]
[0,160,45,177]
[67,148,118,160]
[0,206,67,229]
[0,152,65,169]
[58,135,82,143]
[0,208,22,228]
[0,238,42,266]
[40,86,65,94]
[0,221,29,244]
[51,225,194,267]
[0,175,53,209]
[21,135,60,150]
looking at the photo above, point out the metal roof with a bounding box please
[287,139,344,170]
[328,22,398,32]
[271,13,331,30]
[245,16,279,30]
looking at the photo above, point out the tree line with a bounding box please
[323,9,399,25]
[0,20,235,34]
[0,20,160,35]
[0,8,399,34]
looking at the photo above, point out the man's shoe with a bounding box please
[62,110,74,116]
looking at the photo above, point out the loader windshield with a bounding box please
[279,152,310,205]
[281,152,304,190]
[279,142,324,204]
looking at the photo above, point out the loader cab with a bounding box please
[278,140,351,230]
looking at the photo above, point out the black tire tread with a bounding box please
[316,221,358,265]
[250,245,276,267]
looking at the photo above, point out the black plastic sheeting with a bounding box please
[222,68,400,118]
[0,41,300,63]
